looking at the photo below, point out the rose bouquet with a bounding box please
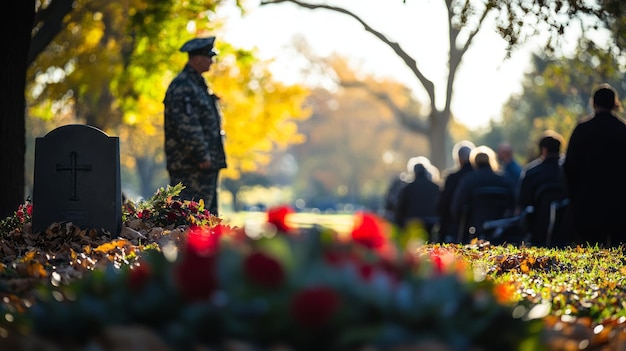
[1,185,545,350]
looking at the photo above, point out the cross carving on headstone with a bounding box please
[57,151,92,201]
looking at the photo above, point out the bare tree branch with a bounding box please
[260,0,436,111]
[341,80,429,135]
[443,1,492,114]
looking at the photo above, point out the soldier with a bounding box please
[163,36,227,215]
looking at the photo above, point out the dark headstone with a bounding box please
[32,124,122,236]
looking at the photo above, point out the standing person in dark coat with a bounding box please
[497,142,523,189]
[436,140,475,242]
[382,170,409,222]
[163,36,227,216]
[451,146,515,243]
[517,131,567,246]
[562,83,626,246]
[394,157,440,237]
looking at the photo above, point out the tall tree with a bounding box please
[0,0,35,218]
[260,0,625,170]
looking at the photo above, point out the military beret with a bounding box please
[179,37,217,56]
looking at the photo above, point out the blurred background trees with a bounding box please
[260,0,626,171]
[22,0,311,202]
[2,0,625,217]
[473,40,626,163]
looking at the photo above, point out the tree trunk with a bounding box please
[428,110,449,172]
[0,1,35,219]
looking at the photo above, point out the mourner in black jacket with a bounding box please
[451,146,515,243]
[562,83,626,246]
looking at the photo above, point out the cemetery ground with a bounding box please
[1,185,626,350]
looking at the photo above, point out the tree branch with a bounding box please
[340,80,429,135]
[260,0,436,110]
[29,0,74,66]
[443,1,492,114]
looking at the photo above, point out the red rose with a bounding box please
[201,209,211,218]
[432,254,444,275]
[351,212,387,250]
[174,225,221,301]
[243,251,285,288]
[290,286,341,329]
[188,201,199,213]
[128,261,152,291]
[166,210,181,222]
[16,207,25,222]
[187,225,221,256]
[267,206,294,232]
[175,252,217,301]
[138,209,151,219]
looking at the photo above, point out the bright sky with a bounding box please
[220,0,537,130]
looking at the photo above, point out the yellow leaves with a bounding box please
[520,255,536,273]
[83,26,105,50]
[14,251,48,279]
[15,262,47,279]
[21,251,37,262]
[94,239,132,254]
[205,44,311,175]
[520,262,530,273]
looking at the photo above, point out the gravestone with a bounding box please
[32,124,122,236]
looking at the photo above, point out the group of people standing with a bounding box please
[387,83,626,248]
[388,140,524,244]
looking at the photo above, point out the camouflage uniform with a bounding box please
[163,64,227,215]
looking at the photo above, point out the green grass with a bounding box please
[450,242,626,350]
